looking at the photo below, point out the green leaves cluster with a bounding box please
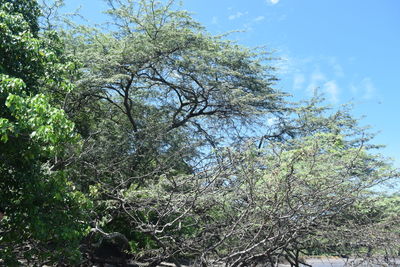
[0,0,90,265]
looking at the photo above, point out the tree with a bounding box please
[0,0,90,265]
[114,98,398,266]
[61,0,400,264]
[62,0,284,263]
[198,99,399,266]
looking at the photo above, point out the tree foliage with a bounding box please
[0,0,90,265]
[0,0,399,266]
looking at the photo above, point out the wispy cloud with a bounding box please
[268,0,280,4]
[361,77,376,100]
[307,69,326,94]
[242,16,266,32]
[211,16,218,25]
[349,77,377,100]
[284,55,350,102]
[323,80,340,103]
[253,16,265,22]
[273,55,292,75]
[328,57,344,77]
[350,83,359,94]
[228,11,247,20]
[293,73,305,90]
[306,69,340,102]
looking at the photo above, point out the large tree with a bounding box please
[62,1,400,266]
[62,0,284,263]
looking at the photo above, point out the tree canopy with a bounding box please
[0,0,399,266]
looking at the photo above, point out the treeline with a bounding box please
[0,0,399,266]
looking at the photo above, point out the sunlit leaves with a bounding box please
[0,1,89,264]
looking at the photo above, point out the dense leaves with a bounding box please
[0,0,90,265]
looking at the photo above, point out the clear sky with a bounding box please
[61,0,400,167]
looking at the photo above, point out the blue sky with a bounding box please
[61,0,400,167]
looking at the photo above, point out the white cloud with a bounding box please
[243,23,253,32]
[270,54,293,75]
[228,11,247,20]
[328,57,344,77]
[293,73,305,90]
[307,69,326,94]
[307,70,340,102]
[361,77,376,100]
[268,0,280,4]
[323,80,340,103]
[211,16,218,25]
[253,16,265,22]
[350,83,358,94]
[349,77,377,100]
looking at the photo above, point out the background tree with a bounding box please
[132,99,398,266]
